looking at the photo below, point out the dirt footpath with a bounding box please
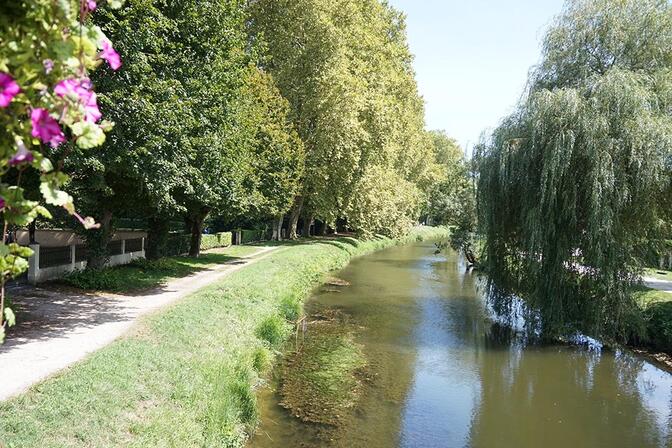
[0,246,277,401]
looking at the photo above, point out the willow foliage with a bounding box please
[478,0,672,341]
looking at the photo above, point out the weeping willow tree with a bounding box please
[477,0,672,342]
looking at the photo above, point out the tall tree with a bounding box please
[250,0,436,238]
[477,0,672,341]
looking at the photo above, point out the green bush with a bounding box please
[201,232,233,251]
[645,301,672,353]
[255,315,286,348]
[240,229,266,244]
[279,295,302,322]
[165,233,191,257]
[251,347,272,374]
[62,268,124,291]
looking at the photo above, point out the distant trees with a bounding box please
[249,0,443,238]
[477,0,672,341]
[3,0,459,277]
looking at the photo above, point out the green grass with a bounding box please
[0,226,449,448]
[644,267,672,282]
[632,285,672,353]
[633,285,672,306]
[59,245,262,293]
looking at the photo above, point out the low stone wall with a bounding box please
[27,237,146,284]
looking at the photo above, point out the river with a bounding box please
[250,240,672,448]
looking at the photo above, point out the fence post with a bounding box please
[121,239,126,255]
[70,244,76,270]
[28,243,40,285]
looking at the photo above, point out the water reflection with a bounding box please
[251,241,672,448]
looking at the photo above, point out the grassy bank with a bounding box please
[633,285,672,353]
[0,226,448,448]
[59,245,260,292]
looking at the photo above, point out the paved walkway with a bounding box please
[643,276,672,294]
[0,246,277,401]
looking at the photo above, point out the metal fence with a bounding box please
[39,246,71,268]
[125,238,143,252]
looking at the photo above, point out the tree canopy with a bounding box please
[477,0,672,341]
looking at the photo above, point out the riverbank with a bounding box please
[0,226,449,448]
[251,239,672,448]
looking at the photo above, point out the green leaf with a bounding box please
[72,122,106,149]
[39,158,54,173]
[9,243,34,258]
[4,307,15,327]
[40,174,74,212]
[34,205,53,219]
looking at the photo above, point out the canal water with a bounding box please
[251,241,672,448]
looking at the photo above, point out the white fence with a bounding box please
[27,237,146,284]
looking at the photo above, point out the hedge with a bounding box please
[200,232,233,251]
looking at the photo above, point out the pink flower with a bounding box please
[9,139,34,166]
[31,108,66,148]
[43,59,54,74]
[73,212,100,229]
[99,40,122,71]
[87,0,97,10]
[0,72,20,108]
[54,78,101,122]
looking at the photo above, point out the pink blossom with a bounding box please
[31,108,66,148]
[9,139,34,166]
[0,72,20,108]
[73,212,101,229]
[54,78,102,122]
[87,0,97,10]
[99,40,122,71]
[43,59,54,74]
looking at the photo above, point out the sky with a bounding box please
[387,0,565,152]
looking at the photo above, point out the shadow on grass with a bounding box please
[56,253,243,295]
[248,235,370,250]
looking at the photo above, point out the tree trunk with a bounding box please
[28,220,36,244]
[187,208,210,258]
[86,209,113,270]
[146,216,169,260]
[288,196,304,240]
[315,220,327,236]
[302,215,313,238]
[272,215,283,241]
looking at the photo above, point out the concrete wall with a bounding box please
[27,237,146,284]
[16,229,147,248]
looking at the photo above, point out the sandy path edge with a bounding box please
[0,246,279,401]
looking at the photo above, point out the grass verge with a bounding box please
[58,245,261,292]
[644,268,672,282]
[633,285,672,353]
[0,226,448,448]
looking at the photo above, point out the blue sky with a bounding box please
[387,0,565,151]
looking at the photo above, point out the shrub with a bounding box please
[279,295,303,322]
[255,315,286,348]
[200,232,233,251]
[251,347,272,374]
[645,302,672,353]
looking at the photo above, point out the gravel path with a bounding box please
[643,276,672,293]
[0,246,277,401]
